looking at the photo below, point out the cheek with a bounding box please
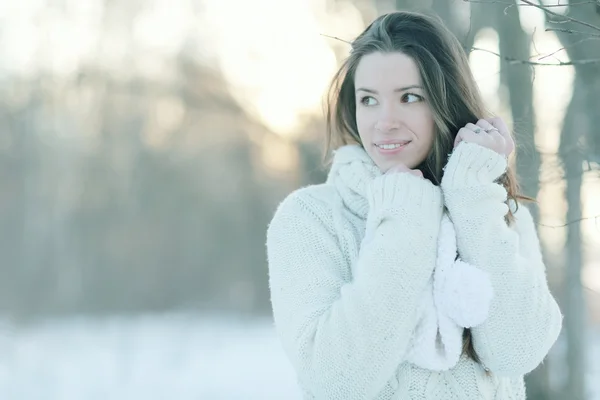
[414,109,436,145]
[355,109,372,140]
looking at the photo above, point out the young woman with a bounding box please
[266,11,562,400]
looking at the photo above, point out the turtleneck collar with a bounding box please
[326,144,383,219]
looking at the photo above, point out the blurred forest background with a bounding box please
[1,0,599,399]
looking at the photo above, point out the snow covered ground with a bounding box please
[0,313,597,400]
[0,313,301,400]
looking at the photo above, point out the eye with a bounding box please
[402,93,424,103]
[360,96,378,106]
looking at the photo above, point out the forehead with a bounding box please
[354,52,421,88]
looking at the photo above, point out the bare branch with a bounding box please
[530,27,544,59]
[529,28,563,65]
[320,34,351,45]
[518,0,600,33]
[583,284,600,296]
[537,214,600,229]
[462,0,513,5]
[537,37,599,61]
[539,0,598,6]
[462,0,598,8]
[470,46,600,65]
[546,28,600,37]
[464,0,600,32]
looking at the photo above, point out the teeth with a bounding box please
[377,143,405,149]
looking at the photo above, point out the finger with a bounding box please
[411,169,424,178]
[386,164,410,174]
[500,133,515,156]
[478,119,507,153]
[457,127,480,144]
[454,127,472,148]
[475,119,495,132]
[487,117,509,137]
[465,123,482,134]
[454,132,462,148]
[487,117,515,155]
[455,125,475,147]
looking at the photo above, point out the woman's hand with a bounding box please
[453,117,515,158]
[386,163,424,178]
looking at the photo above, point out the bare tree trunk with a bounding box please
[395,0,429,11]
[462,2,494,54]
[558,81,586,400]
[495,6,538,209]
[494,4,551,398]
[551,4,600,398]
[18,86,50,317]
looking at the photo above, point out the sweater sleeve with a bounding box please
[441,142,563,377]
[266,172,443,399]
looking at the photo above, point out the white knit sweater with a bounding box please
[266,142,562,399]
[403,212,495,372]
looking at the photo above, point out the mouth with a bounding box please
[374,141,411,153]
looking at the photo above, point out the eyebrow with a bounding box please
[355,85,423,94]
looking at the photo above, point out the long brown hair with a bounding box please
[325,10,532,365]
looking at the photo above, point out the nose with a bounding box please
[374,105,401,133]
[375,119,400,133]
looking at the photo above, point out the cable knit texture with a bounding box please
[266,142,562,399]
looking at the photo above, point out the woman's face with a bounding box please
[354,51,435,173]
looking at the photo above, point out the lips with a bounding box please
[374,141,410,150]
